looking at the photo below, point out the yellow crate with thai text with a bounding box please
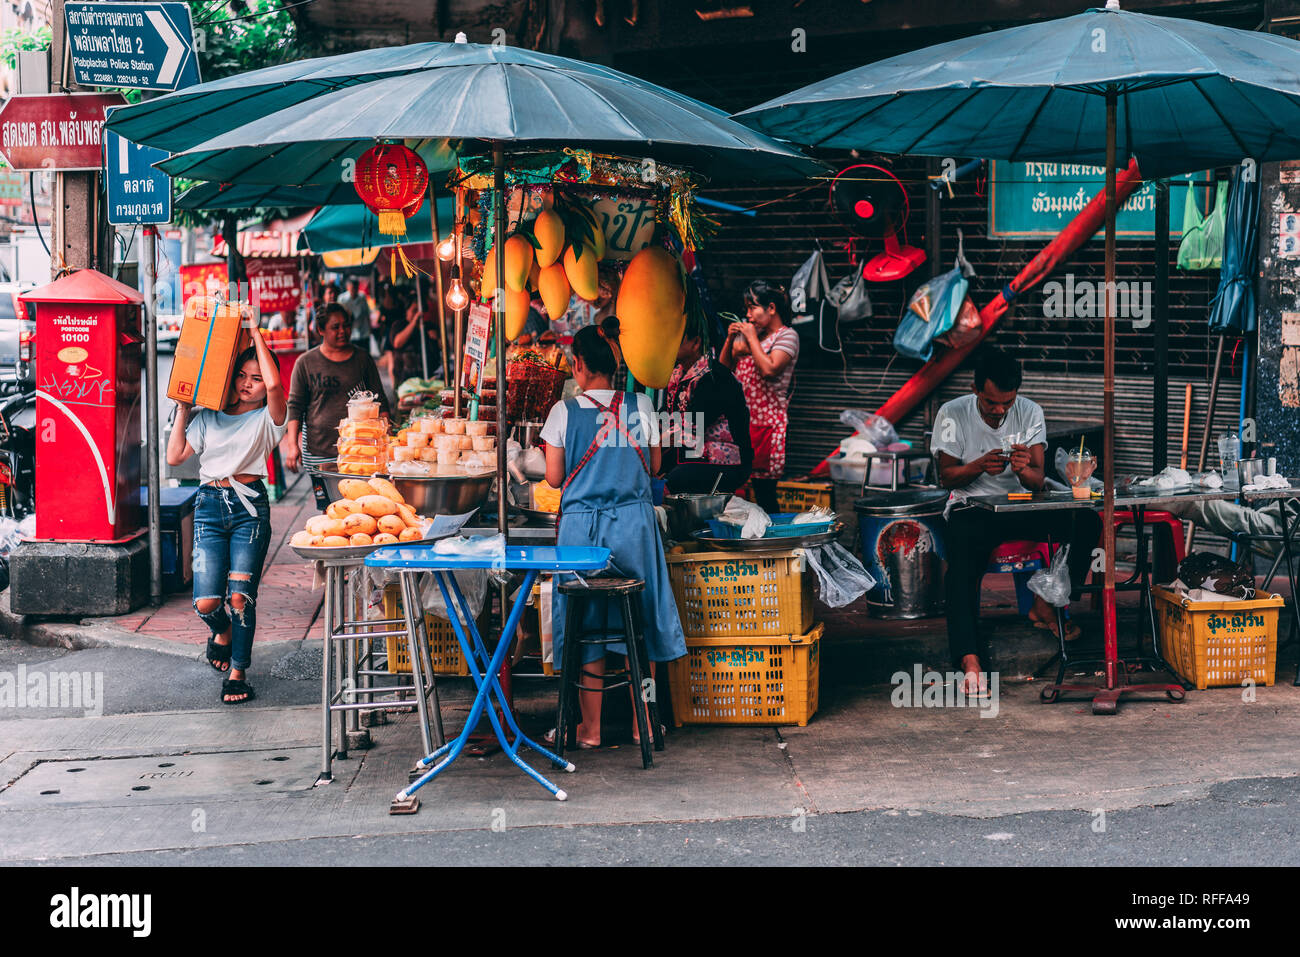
[776,480,833,512]
[668,624,821,727]
[1152,586,1282,690]
[380,583,473,676]
[666,548,812,638]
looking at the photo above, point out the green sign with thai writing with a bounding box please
[988,161,1206,239]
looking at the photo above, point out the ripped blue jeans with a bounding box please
[192,482,272,671]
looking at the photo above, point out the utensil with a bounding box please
[1238,457,1267,488]
[663,492,730,540]
[709,471,724,495]
[693,523,844,551]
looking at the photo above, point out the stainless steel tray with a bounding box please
[692,523,844,551]
[288,526,456,562]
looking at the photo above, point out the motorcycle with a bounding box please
[0,390,36,520]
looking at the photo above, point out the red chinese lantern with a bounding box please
[353,143,428,239]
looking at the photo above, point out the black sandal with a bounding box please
[206,636,232,673]
[221,678,256,704]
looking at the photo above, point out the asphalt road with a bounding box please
[10,773,1300,867]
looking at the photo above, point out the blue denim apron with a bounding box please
[552,393,687,666]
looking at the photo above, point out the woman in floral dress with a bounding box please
[719,280,799,513]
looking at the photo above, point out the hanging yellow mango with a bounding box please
[538,262,572,321]
[563,243,600,300]
[616,246,686,389]
[533,208,566,268]
[503,235,534,291]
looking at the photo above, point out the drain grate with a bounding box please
[4,749,319,806]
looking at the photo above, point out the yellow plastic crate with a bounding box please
[666,548,812,638]
[668,624,822,727]
[1152,586,1283,690]
[379,583,475,676]
[776,480,833,512]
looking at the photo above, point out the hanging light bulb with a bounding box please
[446,275,469,312]
[436,235,456,262]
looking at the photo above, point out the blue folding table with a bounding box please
[365,542,610,814]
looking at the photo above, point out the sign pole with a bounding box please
[142,226,162,606]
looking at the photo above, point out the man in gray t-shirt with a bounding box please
[282,304,389,470]
[931,350,1101,696]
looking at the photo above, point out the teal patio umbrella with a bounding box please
[109,33,825,543]
[302,195,456,252]
[738,0,1300,710]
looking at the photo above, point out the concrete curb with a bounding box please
[0,589,201,661]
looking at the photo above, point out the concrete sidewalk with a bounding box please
[0,474,325,659]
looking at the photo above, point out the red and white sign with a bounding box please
[179,262,228,307]
[0,92,126,171]
[245,257,301,315]
[462,303,491,393]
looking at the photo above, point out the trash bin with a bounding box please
[138,486,197,592]
[855,489,948,619]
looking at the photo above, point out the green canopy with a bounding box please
[302,195,456,253]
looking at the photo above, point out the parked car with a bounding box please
[0,284,36,394]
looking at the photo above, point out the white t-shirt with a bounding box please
[930,392,1046,496]
[186,406,288,484]
[540,390,660,449]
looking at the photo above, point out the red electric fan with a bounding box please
[830,163,926,282]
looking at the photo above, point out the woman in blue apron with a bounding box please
[541,327,686,749]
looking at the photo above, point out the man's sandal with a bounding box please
[206,636,232,672]
[221,678,256,704]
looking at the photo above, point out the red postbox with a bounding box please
[20,270,143,542]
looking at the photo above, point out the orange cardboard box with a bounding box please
[167,297,253,411]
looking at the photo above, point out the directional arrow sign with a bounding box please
[0,92,126,170]
[104,119,170,225]
[65,2,200,92]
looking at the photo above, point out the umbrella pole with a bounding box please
[430,183,450,381]
[415,270,428,380]
[494,143,508,539]
[1102,88,1119,692]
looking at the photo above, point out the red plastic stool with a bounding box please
[1113,510,1185,563]
[985,540,1053,615]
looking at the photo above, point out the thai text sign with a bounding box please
[65,2,200,92]
[0,93,126,171]
[988,161,1204,238]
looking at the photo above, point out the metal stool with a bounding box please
[555,577,663,769]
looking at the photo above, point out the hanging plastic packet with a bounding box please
[804,543,876,608]
[1027,545,1072,607]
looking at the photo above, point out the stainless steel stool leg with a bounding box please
[319,564,337,783]
[400,572,437,759]
[333,567,349,760]
[414,572,445,747]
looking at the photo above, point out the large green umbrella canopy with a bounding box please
[735,3,1300,180]
[109,36,824,185]
[176,179,387,211]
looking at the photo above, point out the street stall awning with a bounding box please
[176,180,370,210]
[302,195,455,253]
[212,228,309,259]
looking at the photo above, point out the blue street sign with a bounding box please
[104,119,171,225]
[65,2,200,92]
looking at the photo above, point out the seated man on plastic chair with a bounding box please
[932,349,1102,696]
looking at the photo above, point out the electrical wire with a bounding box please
[198,0,316,27]
[28,173,48,257]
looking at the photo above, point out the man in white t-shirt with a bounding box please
[931,349,1101,696]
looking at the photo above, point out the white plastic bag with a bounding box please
[1027,545,1072,607]
[804,542,876,608]
[719,496,771,539]
[840,409,899,448]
